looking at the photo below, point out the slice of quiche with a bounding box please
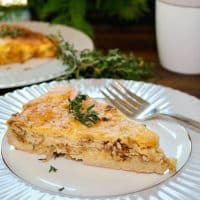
[6,86,176,174]
[0,24,57,65]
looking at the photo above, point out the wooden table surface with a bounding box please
[0,24,199,98]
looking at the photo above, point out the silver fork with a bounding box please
[100,81,200,130]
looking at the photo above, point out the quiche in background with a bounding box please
[0,24,57,65]
[6,86,176,174]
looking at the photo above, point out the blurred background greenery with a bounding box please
[0,0,155,37]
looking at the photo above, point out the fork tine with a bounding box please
[115,81,149,106]
[105,87,138,113]
[100,89,133,117]
[110,83,144,110]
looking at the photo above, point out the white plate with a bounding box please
[0,21,94,89]
[1,120,191,197]
[0,79,200,200]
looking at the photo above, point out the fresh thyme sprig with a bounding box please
[68,94,100,127]
[54,35,154,81]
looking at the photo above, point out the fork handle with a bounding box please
[157,112,200,130]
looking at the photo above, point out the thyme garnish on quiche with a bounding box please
[68,94,100,127]
[53,34,155,81]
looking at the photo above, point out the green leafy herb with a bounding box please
[54,35,154,81]
[0,26,26,38]
[68,94,100,127]
[49,165,57,173]
[28,0,150,36]
[58,187,65,192]
[38,158,47,161]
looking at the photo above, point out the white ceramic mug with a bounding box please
[156,0,200,74]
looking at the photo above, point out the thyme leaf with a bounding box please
[58,187,65,192]
[49,165,57,173]
[38,158,47,161]
[68,94,99,127]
